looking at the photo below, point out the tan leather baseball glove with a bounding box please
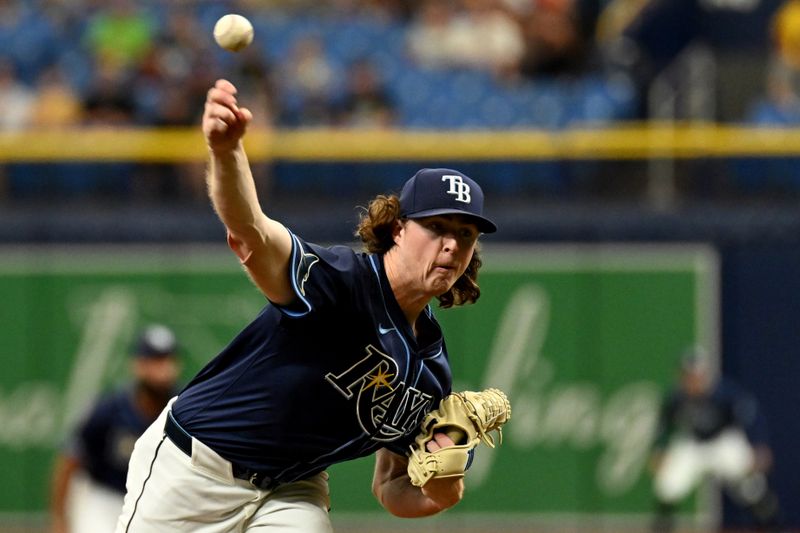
[406,388,511,487]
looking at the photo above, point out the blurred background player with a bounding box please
[649,348,782,532]
[49,324,180,533]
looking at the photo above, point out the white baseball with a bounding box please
[213,14,254,52]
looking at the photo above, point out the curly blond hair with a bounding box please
[355,194,482,308]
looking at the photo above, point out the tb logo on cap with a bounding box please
[442,175,471,203]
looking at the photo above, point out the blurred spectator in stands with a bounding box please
[82,60,136,126]
[368,0,422,20]
[447,0,526,77]
[0,59,34,130]
[518,0,602,77]
[325,0,417,20]
[407,0,525,80]
[128,8,203,199]
[278,35,339,126]
[39,0,85,36]
[406,0,458,68]
[0,0,62,85]
[606,0,785,120]
[251,0,419,19]
[133,5,210,126]
[649,349,782,533]
[83,0,155,72]
[334,58,396,127]
[748,0,800,125]
[29,64,82,129]
[233,46,279,129]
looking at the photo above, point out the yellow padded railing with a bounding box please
[1,124,800,162]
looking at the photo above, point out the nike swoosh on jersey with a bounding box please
[378,324,395,335]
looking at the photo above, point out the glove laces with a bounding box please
[458,388,511,448]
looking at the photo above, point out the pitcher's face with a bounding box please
[394,215,479,296]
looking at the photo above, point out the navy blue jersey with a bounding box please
[65,387,154,493]
[654,378,768,448]
[171,232,453,483]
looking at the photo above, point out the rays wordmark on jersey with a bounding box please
[325,345,433,442]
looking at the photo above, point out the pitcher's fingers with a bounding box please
[426,439,441,452]
[207,86,239,110]
[215,78,238,94]
[204,118,230,137]
[206,103,238,125]
[236,107,253,123]
[433,433,455,448]
[203,108,238,134]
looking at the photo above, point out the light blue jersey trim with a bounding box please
[274,231,314,318]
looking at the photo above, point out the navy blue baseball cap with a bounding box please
[399,168,497,233]
[132,324,178,358]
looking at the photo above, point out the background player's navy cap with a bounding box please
[132,324,178,358]
[399,168,497,233]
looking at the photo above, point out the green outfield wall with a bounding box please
[0,244,717,521]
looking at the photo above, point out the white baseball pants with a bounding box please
[68,471,125,532]
[115,400,332,532]
[654,429,755,503]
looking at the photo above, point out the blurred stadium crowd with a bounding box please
[2,0,800,207]
[6,0,800,129]
[0,0,631,132]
